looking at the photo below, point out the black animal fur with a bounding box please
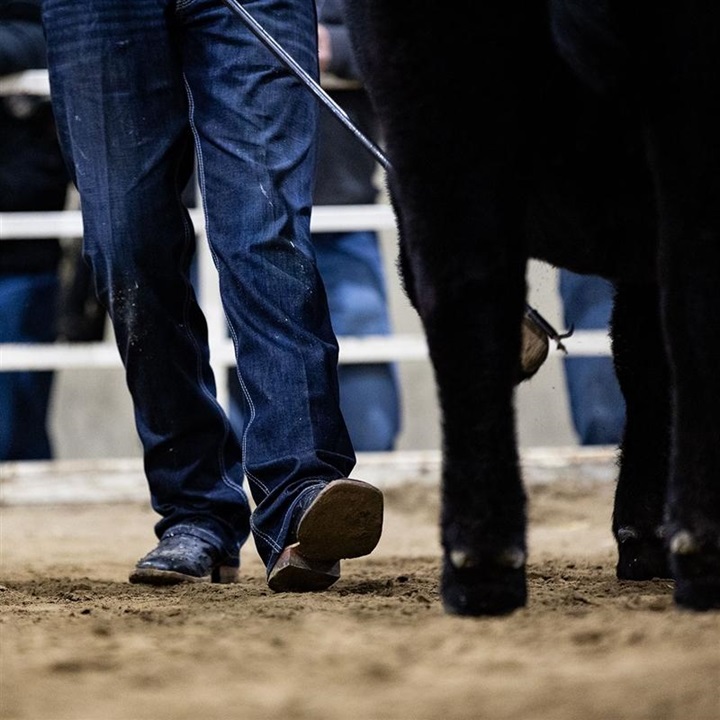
[345,0,720,615]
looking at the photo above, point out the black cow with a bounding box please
[345,2,720,615]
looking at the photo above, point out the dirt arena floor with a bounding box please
[1,457,719,720]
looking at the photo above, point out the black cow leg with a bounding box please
[648,87,720,609]
[401,174,531,616]
[430,300,529,616]
[611,281,671,580]
[344,0,549,616]
[438,460,528,616]
[671,548,720,611]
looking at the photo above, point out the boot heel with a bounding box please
[212,564,239,583]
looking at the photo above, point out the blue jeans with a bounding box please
[313,231,401,451]
[0,273,57,460]
[559,270,626,445]
[42,0,355,572]
[228,230,402,451]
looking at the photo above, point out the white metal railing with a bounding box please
[0,197,610,372]
[0,205,431,369]
[0,68,49,95]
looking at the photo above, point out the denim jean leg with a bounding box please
[0,274,57,460]
[179,0,356,570]
[559,269,625,445]
[313,231,401,451]
[42,0,252,560]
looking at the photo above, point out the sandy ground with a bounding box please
[1,474,719,720]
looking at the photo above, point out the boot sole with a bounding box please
[296,478,384,560]
[267,478,384,592]
[129,565,239,585]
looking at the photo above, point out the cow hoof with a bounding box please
[674,575,720,610]
[616,536,670,580]
[670,533,720,611]
[440,553,527,616]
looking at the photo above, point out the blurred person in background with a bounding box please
[0,0,69,460]
[230,0,402,453]
[559,269,626,445]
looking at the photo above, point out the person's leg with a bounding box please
[42,0,251,575]
[559,269,625,445]
[227,230,401,450]
[313,231,401,451]
[180,0,380,576]
[0,273,57,460]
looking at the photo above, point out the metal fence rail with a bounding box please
[0,200,611,371]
